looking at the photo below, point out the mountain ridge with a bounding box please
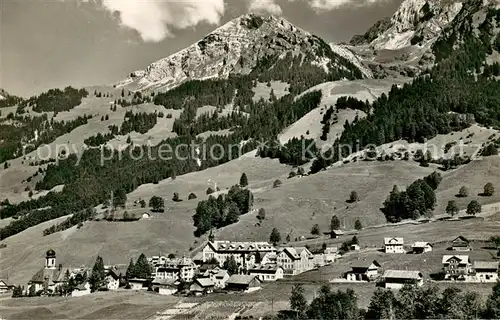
[117,13,367,93]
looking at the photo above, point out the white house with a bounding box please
[248,264,284,282]
[152,278,178,295]
[350,244,360,251]
[442,255,471,281]
[155,257,197,282]
[345,260,381,282]
[383,270,423,289]
[0,279,14,293]
[142,212,151,219]
[128,278,148,290]
[277,247,314,276]
[71,282,91,297]
[213,269,230,288]
[412,242,433,254]
[473,261,499,282]
[384,237,405,253]
[323,247,338,263]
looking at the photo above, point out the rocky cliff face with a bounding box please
[345,0,466,78]
[118,14,366,92]
[354,0,464,50]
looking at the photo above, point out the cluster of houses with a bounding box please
[5,240,339,298]
[340,236,499,289]
[4,235,498,298]
[140,240,339,296]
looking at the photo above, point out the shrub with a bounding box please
[188,193,197,200]
[484,183,495,196]
[273,179,282,188]
[458,186,468,198]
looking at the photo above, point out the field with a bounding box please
[0,291,179,320]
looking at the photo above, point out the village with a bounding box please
[1,232,498,300]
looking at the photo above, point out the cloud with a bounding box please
[248,0,283,16]
[303,0,389,12]
[97,0,225,42]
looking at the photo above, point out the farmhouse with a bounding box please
[213,269,230,288]
[442,255,471,280]
[384,237,405,253]
[0,279,14,293]
[323,247,338,263]
[330,230,344,239]
[190,278,215,295]
[345,260,381,282]
[248,264,284,282]
[71,282,91,297]
[152,278,178,295]
[226,275,261,292]
[155,257,197,282]
[383,270,423,289]
[260,252,278,265]
[350,244,360,251]
[472,261,499,282]
[197,267,230,288]
[277,247,314,276]
[201,241,276,270]
[412,242,433,254]
[450,236,471,251]
[128,278,149,290]
[106,268,121,290]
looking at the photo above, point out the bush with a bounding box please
[188,193,197,200]
[349,191,359,203]
[466,200,481,216]
[172,192,182,202]
[257,208,266,221]
[483,183,495,196]
[206,187,215,195]
[311,224,320,235]
[354,219,362,230]
[458,186,468,198]
[273,179,282,188]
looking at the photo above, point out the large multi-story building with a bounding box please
[442,255,471,280]
[384,237,405,253]
[201,241,277,270]
[276,247,314,276]
[154,257,197,282]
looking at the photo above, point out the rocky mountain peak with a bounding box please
[116,13,366,92]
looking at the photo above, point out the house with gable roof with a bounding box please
[442,255,472,280]
[345,260,381,281]
[450,236,471,251]
[276,247,314,276]
[472,261,499,282]
[384,237,405,253]
[248,264,284,281]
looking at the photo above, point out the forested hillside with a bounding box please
[310,3,500,175]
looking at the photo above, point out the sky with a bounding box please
[0,0,403,97]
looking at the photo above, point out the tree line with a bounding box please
[287,281,500,320]
[193,183,253,236]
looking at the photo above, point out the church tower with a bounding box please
[45,249,56,269]
[208,229,215,243]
